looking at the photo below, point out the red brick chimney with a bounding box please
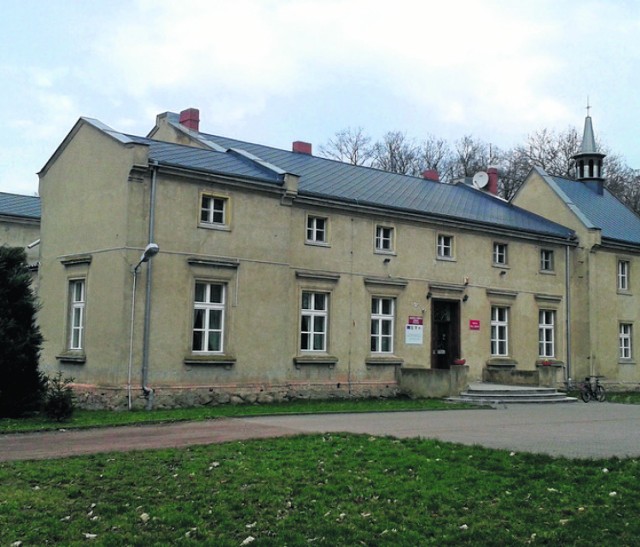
[292,141,312,155]
[487,167,499,195]
[179,108,200,131]
[422,169,439,182]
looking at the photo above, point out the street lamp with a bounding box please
[127,243,159,409]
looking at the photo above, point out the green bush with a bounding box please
[43,372,75,422]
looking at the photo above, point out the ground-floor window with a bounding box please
[538,310,555,358]
[371,297,394,353]
[68,279,86,350]
[620,323,632,360]
[490,306,508,356]
[192,282,225,353]
[301,291,328,351]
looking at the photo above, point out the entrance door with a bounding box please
[431,299,460,369]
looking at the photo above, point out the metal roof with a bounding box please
[544,169,640,245]
[0,192,41,220]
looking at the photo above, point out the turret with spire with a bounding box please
[572,101,606,194]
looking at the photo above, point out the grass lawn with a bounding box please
[0,397,477,434]
[1,434,638,545]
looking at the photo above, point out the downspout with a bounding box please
[564,244,572,384]
[141,161,158,409]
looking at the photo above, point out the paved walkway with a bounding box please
[2,403,639,462]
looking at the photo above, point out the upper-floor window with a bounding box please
[371,297,394,353]
[68,279,86,350]
[306,215,328,244]
[540,249,554,272]
[437,234,454,259]
[490,306,508,356]
[620,323,632,360]
[300,291,328,352]
[493,243,508,266]
[375,225,394,253]
[200,194,228,227]
[538,310,555,358]
[192,282,225,353]
[618,260,630,291]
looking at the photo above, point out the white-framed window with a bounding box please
[375,225,394,253]
[200,194,228,226]
[620,323,632,360]
[192,282,225,353]
[493,243,508,265]
[618,260,630,291]
[538,310,555,358]
[306,215,328,244]
[490,306,508,356]
[301,291,328,351]
[437,234,453,259]
[371,297,394,353]
[68,279,86,350]
[540,249,554,272]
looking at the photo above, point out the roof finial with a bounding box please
[586,96,591,117]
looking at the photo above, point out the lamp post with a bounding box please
[127,243,159,410]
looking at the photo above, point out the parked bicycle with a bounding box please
[580,376,606,403]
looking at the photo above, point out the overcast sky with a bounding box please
[2,0,639,195]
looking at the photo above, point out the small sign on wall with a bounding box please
[406,316,424,344]
[469,319,480,330]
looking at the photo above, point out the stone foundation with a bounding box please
[71,381,401,411]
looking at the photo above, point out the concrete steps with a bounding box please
[448,382,578,405]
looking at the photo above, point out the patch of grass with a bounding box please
[0,397,480,434]
[1,434,638,545]
[607,392,640,405]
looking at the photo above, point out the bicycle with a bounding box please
[580,376,606,403]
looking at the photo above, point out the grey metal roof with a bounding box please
[544,169,640,245]
[194,132,574,239]
[0,192,41,220]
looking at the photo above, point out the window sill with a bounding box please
[535,359,563,368]
[436,256,456,262]
[374,250,396,256]
[486,357,517,369]
[617,290,632,296]
[539,270,556,276]
[198,223,231,232]
[56,352,86,364]
[184,355,236,369]
[366,356,404,366]
[618,359,636,365]
[305,240,330,248]
[294,355,338,368]
[492,263,510,270]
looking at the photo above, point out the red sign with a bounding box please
[469,320,480,330]
[408,316,423,326]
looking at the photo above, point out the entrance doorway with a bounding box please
[431,299,460,369]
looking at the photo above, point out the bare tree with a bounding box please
[319,127,373,166]
[451,135,490,179]
[371,131,420,175]
[416,135,455,182]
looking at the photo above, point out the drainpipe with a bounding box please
[564,244,572,384]
[141,161,159,409]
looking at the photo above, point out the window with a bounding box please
[371,297,394,353]
[306,215,327,244]
[437,234,453,259]
[620,323,632,360]
[300,292,328,351]
[618,260,630,291]
[490,306,508,356]
[375,225,394,253]
[200,195,228,226]
[68,279,86,350]
[192,282,225,353]
[493,243,508,265]
[538,310,555,358]
[540,249,554,272]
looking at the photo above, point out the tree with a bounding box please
[451,135,491,179]
[0,246,46,417]
[416,135,455,182]
[371,131,420,175]
[319,127,373,166]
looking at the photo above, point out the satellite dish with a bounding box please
[472,171,489,189]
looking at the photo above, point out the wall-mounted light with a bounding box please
[463,294,469,302]
[426,291,432,300]
[383,258,391,264]
[499,270,506,276]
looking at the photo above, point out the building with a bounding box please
[37,109,577,409]
[0,191,41,287]
[513,113,640,387]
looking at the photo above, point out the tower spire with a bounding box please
[573,102,606,193]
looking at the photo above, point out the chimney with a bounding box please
[292,141,312,155]
[487,167,499,195]
[422,169,439,182]
[179,108,200,131]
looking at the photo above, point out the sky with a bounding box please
[1,0,639,196]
